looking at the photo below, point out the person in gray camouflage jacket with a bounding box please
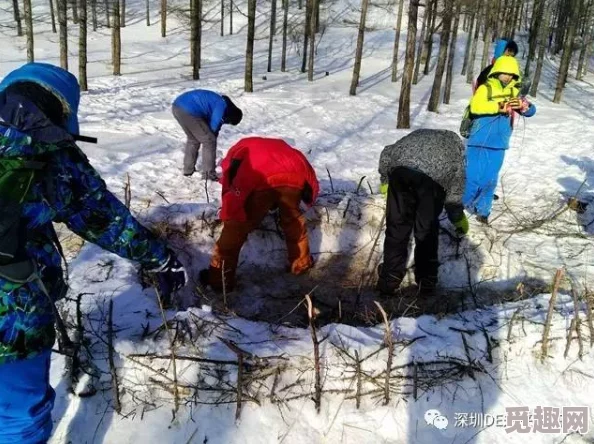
[377,129,469,296]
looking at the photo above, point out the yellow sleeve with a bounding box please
[470,85,500,115]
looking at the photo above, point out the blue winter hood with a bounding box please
[0,63,80,135]
[493,39,508,60]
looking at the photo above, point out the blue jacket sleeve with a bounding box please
[52,145,169,269]
[209,98,227,135]
[520,103,536,118]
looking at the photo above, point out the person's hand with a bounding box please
[453,214,469,236]
[519,97,530,113]
[147,250,187,308]
[507,97,522,110]
[379,183,389,197]
[498,100,512,114]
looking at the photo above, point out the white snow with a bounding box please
[1,0,594,443]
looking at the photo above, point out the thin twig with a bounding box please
[326,168,334,193]
[571,285,584,359]
[374,301,393,405]
[541,269,564,362]
[564,318,576,359]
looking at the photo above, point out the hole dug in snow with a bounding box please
[149,193,553,328]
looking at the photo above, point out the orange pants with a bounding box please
[208,187,313,291]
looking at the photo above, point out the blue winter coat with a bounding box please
[0,84,168,365]
[493,39,508,60]
[172,90,228,135]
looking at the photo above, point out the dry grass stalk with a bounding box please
[541,268,564,362]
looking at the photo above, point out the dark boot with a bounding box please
[476,215,489,225]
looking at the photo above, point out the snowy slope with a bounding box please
[1,0,594,443]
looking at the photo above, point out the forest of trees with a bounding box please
[7,0,594,127]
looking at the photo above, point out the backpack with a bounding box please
[0,127,46,282]
[460,83,493,138]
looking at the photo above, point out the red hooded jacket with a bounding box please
[219,137,320,221]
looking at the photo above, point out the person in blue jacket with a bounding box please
[172,89,243,180]
[0,62,187,443]
[463,56,536,224]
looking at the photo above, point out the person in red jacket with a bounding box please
[200,137,319,292]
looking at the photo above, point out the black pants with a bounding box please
[379,167,446,292]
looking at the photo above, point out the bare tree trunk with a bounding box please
[24,0,34,62]
[299,0,302,10]
[220,0,224,36]
[466,1,482,84]
[161,0,167,37]
[423,0,437,75]
[230,0,233,34]
[308,0,317,81]
[105,0,111,28]
[443,1,460,104]
[146,0,150,26]
[91,0,97,30]
[530,4,552,95]
[480,2,493,71]
[71,0,79,23]
[525,0,545,77]
[461,5,477,76]
[511,0,522,40]
[553,0,579,102]
[315,0,320,32]
[80,0,88,90]
[576,0,593,79]
[584,32,594,76]
[554,0,568,54]
[413,2,428,84]
[391,0,405,82]
[302,0,312,73]
[245,0,256,92]
[191,0,200,79]
[281,0,289,71]
[349,0,370,94]
[397,0,418,129]
[120,0,126,27]
[428,0,452,111]
[268,0,277,72]
[49,0,57,33]
[113,0,121,75]
[12,0,23,36]
[58,0,68,69]
[198,0,202,69]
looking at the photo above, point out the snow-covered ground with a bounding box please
[1,0,594,442]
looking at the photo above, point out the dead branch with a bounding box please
[326,168,334,193]
[507,307,522,342]
[460,333,475,380]
[124,173,131,209]
[305,294,322,414]
[354,350,362,409]
[571,286,584,359]
[374,301,393,405]
[541,269,564,363]
[564,318,576,359]
[585,290,594,347]
[108,300,121,413]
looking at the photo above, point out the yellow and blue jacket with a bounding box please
[468,56,536,150]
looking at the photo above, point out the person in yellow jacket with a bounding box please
[462,55,536,224]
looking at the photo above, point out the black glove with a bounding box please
[147,250,187,308]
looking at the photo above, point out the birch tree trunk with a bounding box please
[24,0,34,62]
[245,0,256,92]
[302,0,312,73]
[58,0,68,69]
[443,1,460,104]
[428,0,453,111]
[12,0,23,37]
[112,0,121,75]
[281,0,289,71]
[191,0,200,79]
[553,0,579,102]
[391,0,405,82]
[308,0,317,81]
[268,0,277,72]
[349,0,370,94]
[161,0,167,37]
[50,0,58,33]
[397,0,418,129]
[461,5,476,76]
[80,0,88,90]
[413,2,428,84]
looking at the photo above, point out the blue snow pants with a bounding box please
[462,145,506,218]
[0,351,55,444]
